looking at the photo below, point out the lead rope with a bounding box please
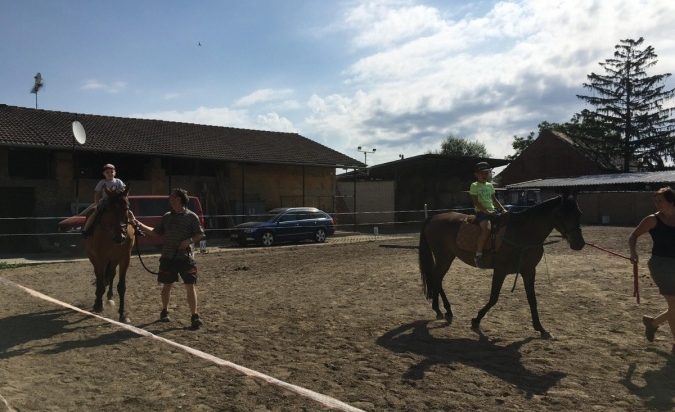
[585,242,639,304]
[133,233,180,275]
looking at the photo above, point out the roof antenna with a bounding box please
[30,72,44,109]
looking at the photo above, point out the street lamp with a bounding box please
[357,146,376,165]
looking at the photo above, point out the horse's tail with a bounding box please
[418,218,435,300]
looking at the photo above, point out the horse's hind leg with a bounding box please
[471,269,508,329]
[432,256,454,322]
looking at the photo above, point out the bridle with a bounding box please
[98,201,131,244]
[554,197,583,243]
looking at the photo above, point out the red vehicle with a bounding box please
[52,195,204,251]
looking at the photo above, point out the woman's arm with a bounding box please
[628,215,656,263]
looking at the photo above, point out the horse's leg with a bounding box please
[106,262,115,305]
[432,255,455,322]
[521,269,551,339]
[117,259,130,323]
[471,269,508,329]
[93,263,106,313]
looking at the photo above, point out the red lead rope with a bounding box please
[585,242,640,304]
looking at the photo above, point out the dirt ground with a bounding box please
[1,226,674,412]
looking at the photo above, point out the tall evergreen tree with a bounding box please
[576,37,675,171]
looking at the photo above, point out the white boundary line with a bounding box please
[0,276,365,412]
[0,392,17,412]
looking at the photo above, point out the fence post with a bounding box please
[424,203,428,219]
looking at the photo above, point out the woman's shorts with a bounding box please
[158,258,198,285]
[647,255,675,296]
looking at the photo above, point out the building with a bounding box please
[0,104,362,251]
[506,171,675,225]
[337,154,510,228]
[497,130,616,186]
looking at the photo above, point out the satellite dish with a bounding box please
[72,121,87,145]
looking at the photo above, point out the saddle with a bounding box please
[456,213,509,261]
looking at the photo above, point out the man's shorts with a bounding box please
[158,258,198,285]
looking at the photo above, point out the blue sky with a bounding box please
[2,0,675,166]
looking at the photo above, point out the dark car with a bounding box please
[230,207,335,247]
[495,189,541,213]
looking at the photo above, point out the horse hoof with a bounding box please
[93,305,103,313]
[445,314,453,325]
[541,331,554,340]
[471,318,480,329]
[435,313,444,320]
[107,300,115,306]
[120,314,130,324]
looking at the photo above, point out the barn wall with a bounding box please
[337,180,395,225]
[577,192,655,226]
[0,147,337,233]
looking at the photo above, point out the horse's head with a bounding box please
[554,195,585,250]
[102,186,131,244]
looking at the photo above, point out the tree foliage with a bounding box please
[576,37,675,171]
[432,133,490,157]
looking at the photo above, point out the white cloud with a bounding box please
[135,106,252,128]
[163,93,179,100]
[81,80,127,93]
[135,106,297,133]
[234,88,295,107]
[305,0,675,163]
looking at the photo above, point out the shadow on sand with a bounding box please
[376,320,565,398]
[0,308,138,359]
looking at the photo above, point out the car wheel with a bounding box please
[314,228,327,243]
[260,231,274,247]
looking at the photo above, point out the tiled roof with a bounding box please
[506,170,675,189]
[0,104,363,168]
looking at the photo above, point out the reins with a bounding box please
[585,242,640,304]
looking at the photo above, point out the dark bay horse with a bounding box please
[85,186,136,323]
[418,195,586,338]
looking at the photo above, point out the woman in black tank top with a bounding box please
[628,186,675,354]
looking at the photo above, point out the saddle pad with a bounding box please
[457,222,481,252]
[456,221,507,253]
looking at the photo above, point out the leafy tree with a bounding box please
[431,133,490,157]
[576,37,675,171]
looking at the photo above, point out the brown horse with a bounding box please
[85,186,135,323]
[418,195,586,338]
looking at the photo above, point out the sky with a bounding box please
[2,0,675,166]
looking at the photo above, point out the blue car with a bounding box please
[230,207,336,247]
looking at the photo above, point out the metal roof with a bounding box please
[506,170,675,189]
[337,154,510,180]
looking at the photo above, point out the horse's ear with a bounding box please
[123,185,130,196]
[104,186,113,196]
